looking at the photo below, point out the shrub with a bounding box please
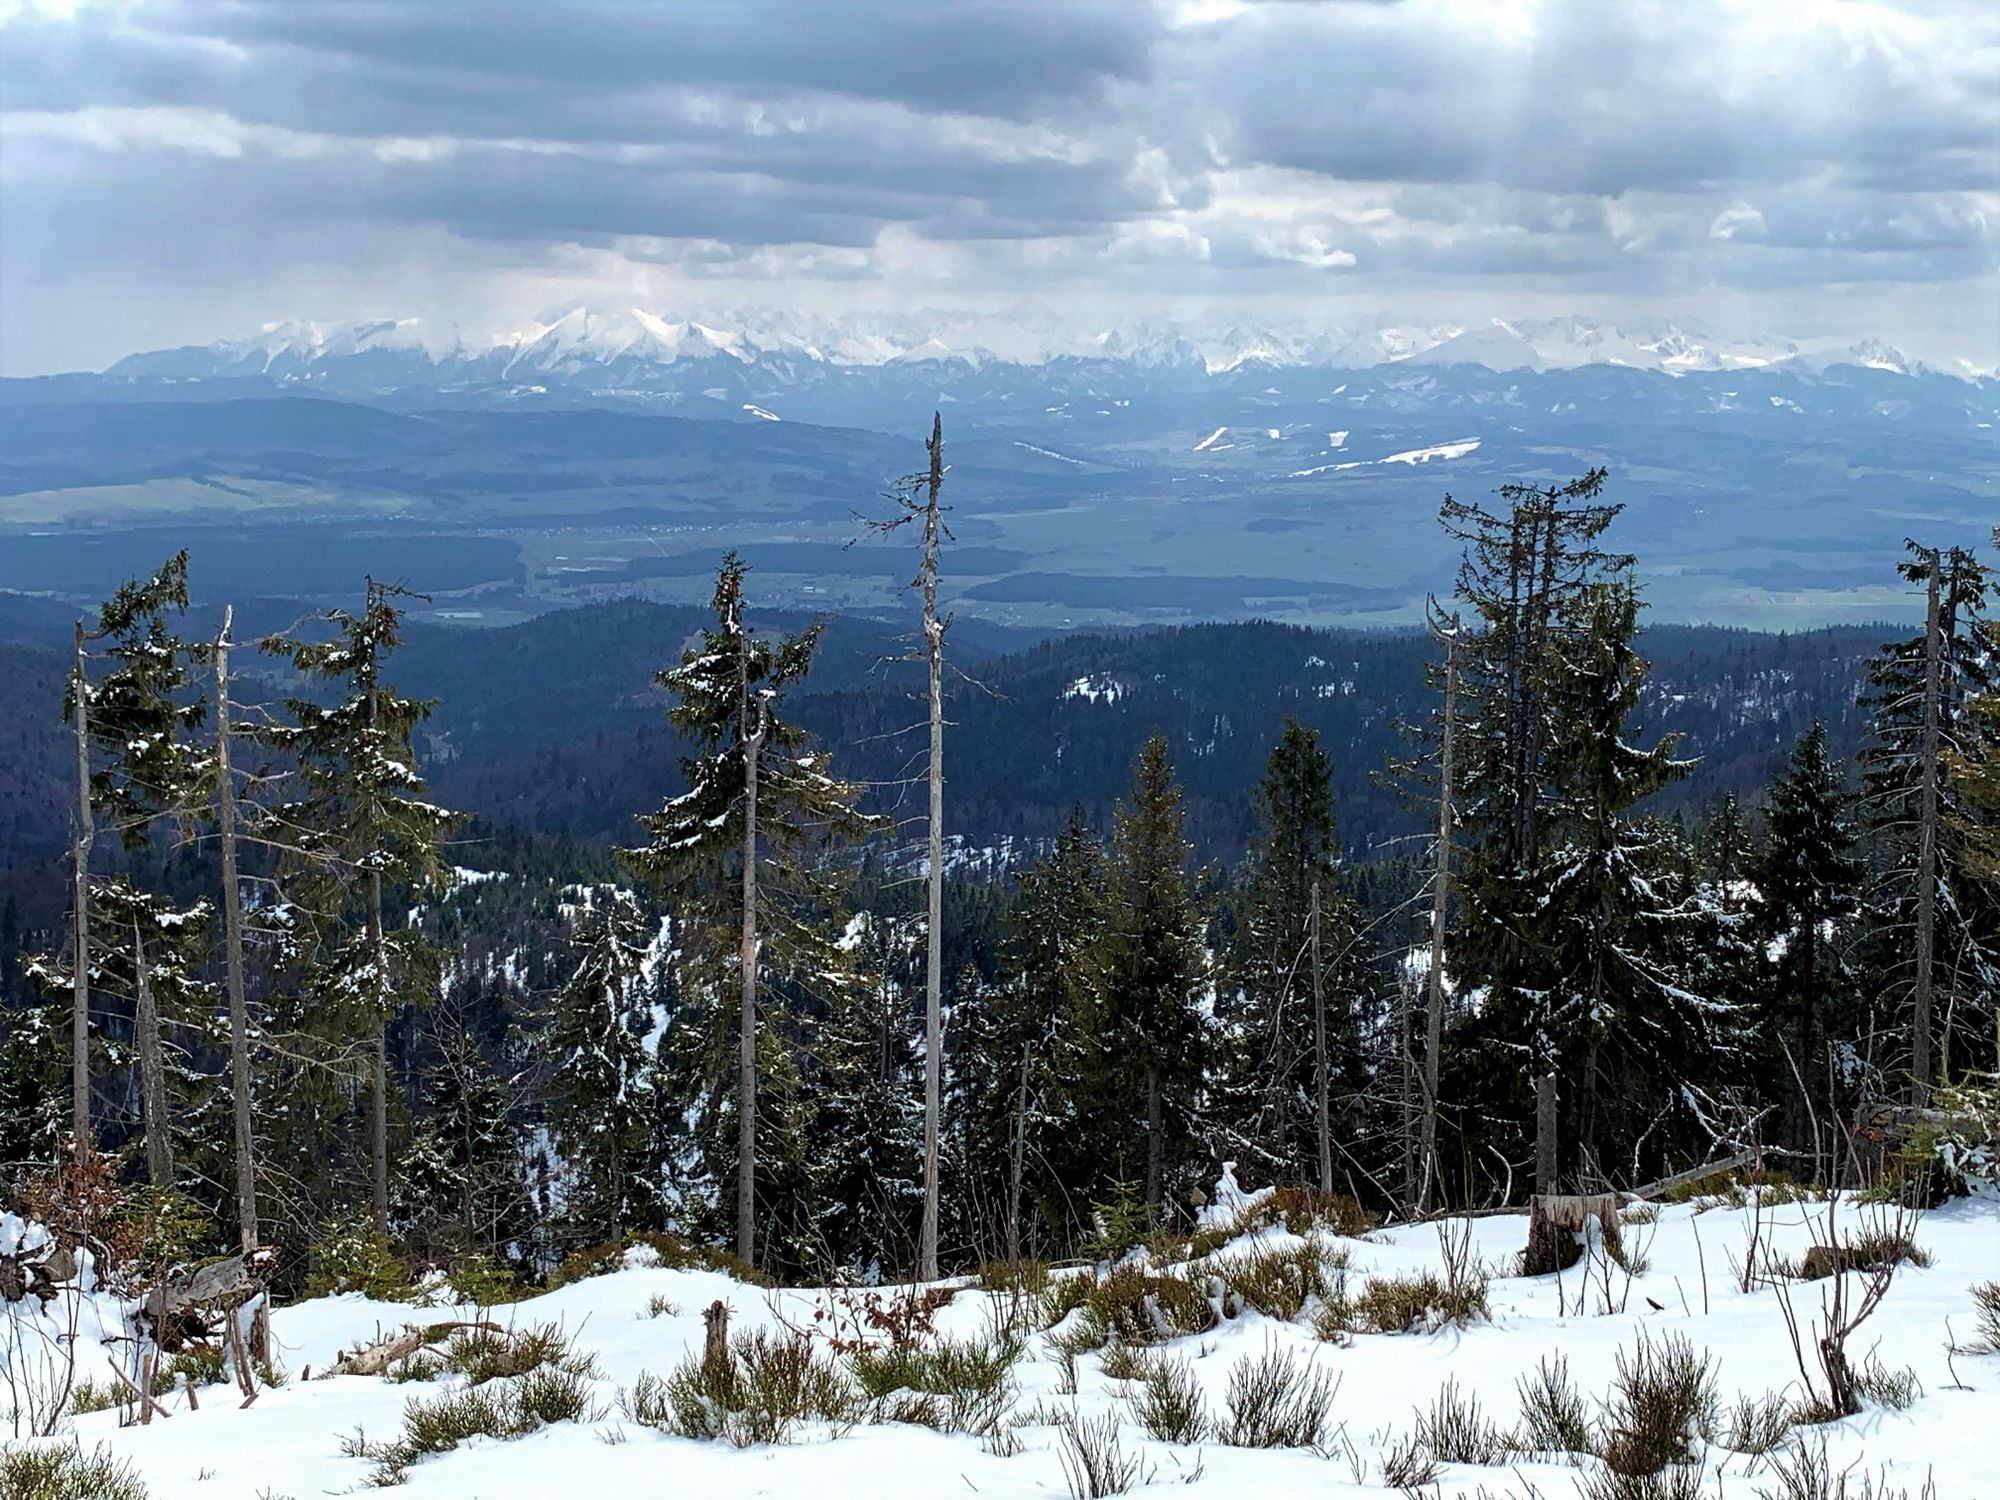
[849,1327,1021,1435]
[1353,1269,1488,1334]
[1219,1344,1338,1449]
[1097,1342,1147,1382]
[1411,1376,1505,1466]
[1794,1229,1931,1281]
[0,1443,149,1500]
[1056,1410,1150,1499]
[1128,1354,1208,1444]
[1060,1265,1216,1349]
[975,1259,1051,1296]
[440,1322,593,1384]
[1381,1433,1442,1490]
[644,1293,680,1320]
[1257,1185,1377,1238]
[1578,1462,1711,1500]
[1597,1333,1718,1478]
[65,1377,119,1415]
[158,1342,226,1391]
[348,1365,598,1485]
[306,1218,411,1301]
[625,1330,857,1446]
[1216,1241,1329,1323]
[1311,1291,1357,1342]
[1515,1354,1594,1456]
[1967,1280,2000,1353]
[1853,1353,1919,1411]
[1720,1390,1795,1456]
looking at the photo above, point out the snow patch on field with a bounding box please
[1382,437,1481,464]
[1012,441,1091,467]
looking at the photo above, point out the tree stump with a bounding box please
[702,1300,731,1378]
[1523,1192,1622,1276]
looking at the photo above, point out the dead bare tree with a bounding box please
[1418,606,1460,1212]
[859,413,952,1281]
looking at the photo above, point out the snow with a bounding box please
[1381,438,1481,464]
[1193,426,1228,452]
[17,1189,1996,1498]
[741,403,781,421]
[1012,442,1092,467]
[1063,672,1125,705]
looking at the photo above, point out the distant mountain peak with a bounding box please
[90,306,1970,391]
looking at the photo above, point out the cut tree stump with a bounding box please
[1522,1192,1622,1276]
[702,1300,731,1377]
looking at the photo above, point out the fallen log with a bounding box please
[1621,1148,1763,1204]
[326,1320,502,1379]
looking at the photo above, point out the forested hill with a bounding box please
[419,611,1885,860]
[0,595,1885,898]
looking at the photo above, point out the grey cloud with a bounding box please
[1,0,1995,373]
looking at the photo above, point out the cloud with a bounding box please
[0,0,1994,372]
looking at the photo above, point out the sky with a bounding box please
[1,0,1995,375]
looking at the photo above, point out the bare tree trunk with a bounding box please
[920,413,946,1283]
[737,631,769,1268]
[1145,1067,1162,1211]
[133,916,173,1189]
[213,610,258,1254]
[1310,879,1331,1195]
[1419,614,1458,1212]
[364,615,391,1232]
[1006,1042,1029,1265]
[71,621,94,1158]
[1912,550,1942,1104]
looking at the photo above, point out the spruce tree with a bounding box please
[263,579,457,1231]
[50,551,208,1177]
[539,889,658,1246]
[1439,473,1631,1022]
[1538,583,1715,1179]
[622,554,870,1268]
[1219,717,1355,1182]
[810,911,924,1274]
[1753,720,1864,1156]
[990,806,1106,1258]
[1095,732,1209,1216]
[399,1013,524,1268]
[1859,543,1997,1093]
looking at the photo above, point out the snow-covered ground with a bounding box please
[8,1190,1997,1498]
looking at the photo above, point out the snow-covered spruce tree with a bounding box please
[1752,719,1865,1159]
[1858,543,1998,1095]
[1090,732,1211,1218]
[808,910,924,1276]
[1471,580,1725,1186]
[397,1008,526,1270]
[536,888,659,1249]
[1437,471,1631,1022]
[261,579,458,1232]
[47,551,211,1182]
[621,553,871,1272]
[1216,717,1360,1186]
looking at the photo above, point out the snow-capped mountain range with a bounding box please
[99,305,1968,386]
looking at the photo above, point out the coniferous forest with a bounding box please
[2,450,1995,1302]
